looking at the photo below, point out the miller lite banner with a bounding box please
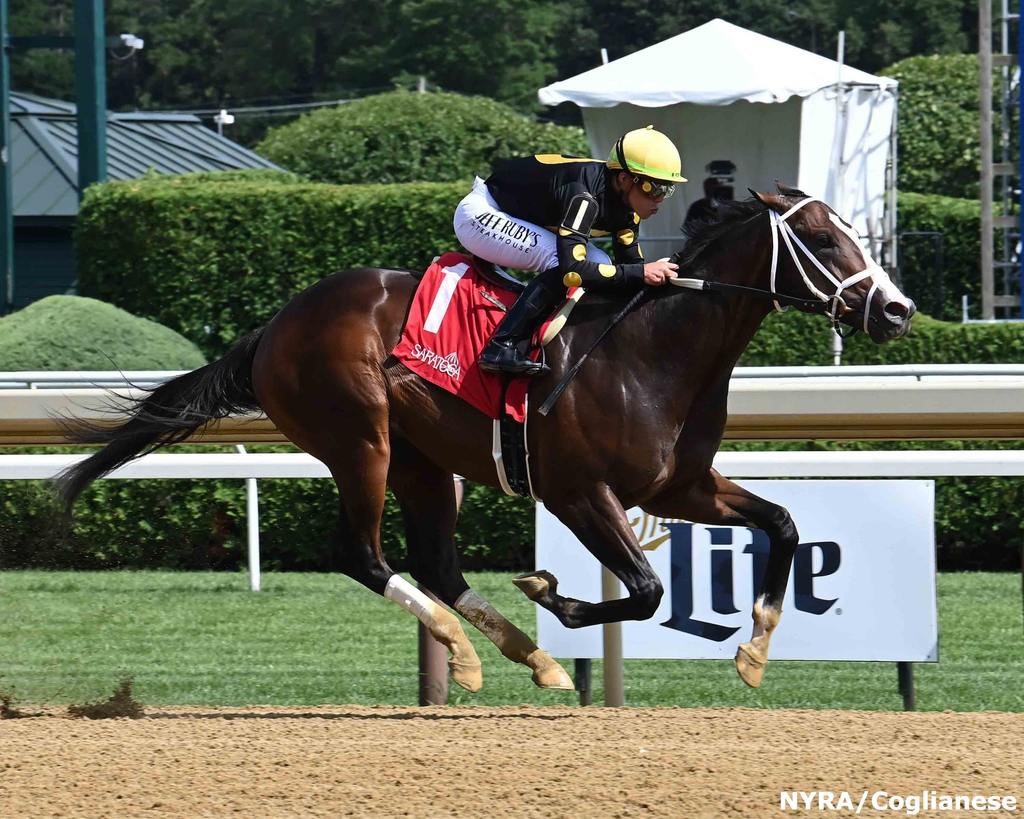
[535,480,938,661]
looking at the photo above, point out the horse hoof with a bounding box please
[532,663,575,691]
[735,643,766,689]
[513,570,558,601]
[449,660,483,693]
[525,649,574,690]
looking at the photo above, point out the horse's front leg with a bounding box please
[516,483,663,628]
[644,468,800,688]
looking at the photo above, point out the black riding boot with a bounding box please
[479,272,562,377]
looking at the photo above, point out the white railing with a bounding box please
[6,448,1024,481]
[3,366,1024,443]
[0,371,188,389]
[0,366,1021,593]
[5,364,1024,388]
[2,366,1020,707]
[6,448,1024,594]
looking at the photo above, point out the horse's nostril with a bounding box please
[884,300,910,321]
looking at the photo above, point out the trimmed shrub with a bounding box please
[0,295,206,370]
[744,309,1024,367]
[883,54,989,200]
[897,191,981,321]
[0,450,524,572]
[168,168,308,185]
[256,89,590,185]
[77,177,467,357]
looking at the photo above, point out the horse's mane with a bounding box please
[671,198,766,272]
[672,186,809,274]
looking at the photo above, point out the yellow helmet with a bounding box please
[607,125,686,185]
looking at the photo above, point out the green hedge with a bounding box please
[0,448,531,572]
[257,90,590,185]
[76,177,1003,359]
[743,310,1024,367]
[6,439,1016,572]
[77,177,467,357]
[882,54,987,201]
[66,174,1024,572]
[897,191,982,321]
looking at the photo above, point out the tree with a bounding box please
[550,0,977,95]
[837,0,976,74]
[3,0,985,122]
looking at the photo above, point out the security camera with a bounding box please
[120,33,145,51]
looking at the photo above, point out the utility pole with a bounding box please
[981,0,995,319]
[0,0,115,310]
[0,0,13,311]
[73,0,106,194]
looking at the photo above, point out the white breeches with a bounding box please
[453,177,611,272]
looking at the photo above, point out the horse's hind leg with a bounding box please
[643,469,800,688]
[388,438,573,690]
[322,424,482,693]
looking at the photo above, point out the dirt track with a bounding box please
[1,706,1020,818]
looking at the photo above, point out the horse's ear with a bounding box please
[750,189,785,211]
[774,180,809,198]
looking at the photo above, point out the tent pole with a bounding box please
[888,90,899,276]
[832,31,846,209]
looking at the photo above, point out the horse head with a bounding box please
[752,184,915,342]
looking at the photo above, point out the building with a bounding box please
[10,92,280,309]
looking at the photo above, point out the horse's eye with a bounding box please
[816,233,834,249]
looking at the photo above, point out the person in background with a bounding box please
[683,160,736,230]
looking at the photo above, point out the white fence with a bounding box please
[6,448,1024,595]
[3,365,1024,443]
[1,366,1021,706]
[1,366,1023,591]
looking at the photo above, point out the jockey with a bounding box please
[454,125,685,377]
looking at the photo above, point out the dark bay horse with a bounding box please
[58,185,914,693]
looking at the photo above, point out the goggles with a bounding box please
[634,176,676,199]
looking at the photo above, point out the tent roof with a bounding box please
[538,19,896,108]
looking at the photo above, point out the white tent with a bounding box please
[538,19,898,263]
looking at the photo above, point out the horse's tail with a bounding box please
[56,328,266,509]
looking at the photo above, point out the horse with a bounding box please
[57,184,915,694]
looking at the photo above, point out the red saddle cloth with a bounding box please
[392,252,535,423]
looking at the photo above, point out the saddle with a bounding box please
[470,256,525,294]
[394,252,585,498]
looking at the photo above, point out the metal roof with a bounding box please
[10,92,282,218]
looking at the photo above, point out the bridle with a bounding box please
[673,196,895,338]
[539,197,897,416]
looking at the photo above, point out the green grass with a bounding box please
[0,571,1020,710]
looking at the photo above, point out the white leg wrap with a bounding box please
[384,575,441,626]
[386,576,484,693]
